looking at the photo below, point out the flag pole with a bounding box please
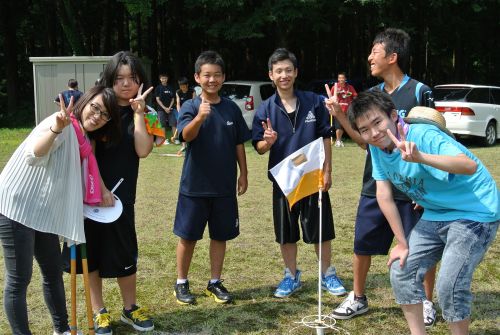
[316,141,324,334]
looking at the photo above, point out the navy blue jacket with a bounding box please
[252,90,331,181]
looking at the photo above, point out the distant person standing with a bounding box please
[175,77,196,154]
[154,73,176,144]
[330,72,357,147]
[54,79,83,106]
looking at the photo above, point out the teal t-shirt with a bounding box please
[370,124,500,223]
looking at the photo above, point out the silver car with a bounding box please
[434,84,500,146]
[220,81,275,130]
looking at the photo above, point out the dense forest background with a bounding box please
[1,0,499,126]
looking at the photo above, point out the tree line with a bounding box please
[1,0,499,126]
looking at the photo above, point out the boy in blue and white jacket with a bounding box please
[252,48,346,299]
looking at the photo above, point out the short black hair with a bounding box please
[268,48,298,71]
[373,28,411,73]
[348,89,395,132]
[68,79,78,88]
[194,51,225,74]
[100,51,149,88]
[178,77,189,85]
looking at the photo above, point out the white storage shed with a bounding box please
[29,56,112,124]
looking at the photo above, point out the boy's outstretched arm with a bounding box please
[324,84,366,149]
[376,180,409,268]
[387,125,477,175]
[236,144,248,195]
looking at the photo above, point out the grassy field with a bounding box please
[0,128,499,335]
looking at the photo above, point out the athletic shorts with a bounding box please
[334,117,344,131]
[354,195,421,255]
[62,204,138,278]
[167,109,178,127]
[157,109,168,129]
[173,194,240,241]
[273,185,335,244]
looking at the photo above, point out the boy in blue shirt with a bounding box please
[348,89,499,335]
[172,51,251,305]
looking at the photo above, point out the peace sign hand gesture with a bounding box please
[53,94,74,132]
[323,84,342,117]
[387,123,422,163]
[262,118,278,147]
[129,83,154,114]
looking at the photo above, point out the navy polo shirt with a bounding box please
[177,96,251,197]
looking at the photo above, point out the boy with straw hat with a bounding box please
[348,89,499,335]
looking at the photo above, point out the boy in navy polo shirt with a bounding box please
[172,51,251,305]
[252,48,346,299]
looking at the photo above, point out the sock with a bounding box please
[209,279,220,284]
[354,294,367,301]
[177,278,187,284]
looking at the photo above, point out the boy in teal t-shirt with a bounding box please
[348,90,499,335]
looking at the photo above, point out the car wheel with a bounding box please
[483,121,497,146]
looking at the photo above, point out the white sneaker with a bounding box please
[423,300,437,327]
[339,140,344,147]
[331,291,368,319]
[334,140,341,147]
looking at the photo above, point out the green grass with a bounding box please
[0,130,499,334]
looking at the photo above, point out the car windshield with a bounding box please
[434,87,472,101]
[220,84,250,100]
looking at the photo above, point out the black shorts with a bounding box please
[62,204,138,278]
[353,195,421,255]
[272,185,335,244]
[173,194,240,241]
[167,109,178,127]
[334,117,344,131]
[157,109,168,129]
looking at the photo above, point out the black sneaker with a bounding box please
[205,280,232,303]
[173,280,196,305]
[120,304,154,332]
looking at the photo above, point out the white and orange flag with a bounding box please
[270,137,325,208]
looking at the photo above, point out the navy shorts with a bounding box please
[273,185,335,244]
[354,195,421,255]
[173,194,240,241]
[62,204,138,278]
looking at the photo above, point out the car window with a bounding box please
[260,84,275,100]
[490,89,500,105]
[467,88,490,104]
[433,87,471,101]
[220,84,250,100]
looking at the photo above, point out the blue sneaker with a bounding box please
[274,269,302,298]
[322,266,347,296]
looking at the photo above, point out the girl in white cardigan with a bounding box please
[0,85,121,335]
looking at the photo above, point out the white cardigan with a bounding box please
[0,114,86,243]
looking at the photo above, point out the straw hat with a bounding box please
[403,106,455,138]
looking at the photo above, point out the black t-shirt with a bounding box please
[177,96,251,197]
[176,88,194,107]
[95,105,140,204]
[154,84,175,108]
[362,77,433,200]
